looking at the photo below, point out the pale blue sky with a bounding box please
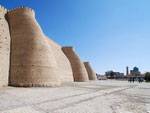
[1,0,150,74]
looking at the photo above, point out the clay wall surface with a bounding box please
[84,62,97,80]
[0,6,10,86]
[62,47,89,82]
[46,38,74,82]
[6,8,61,87]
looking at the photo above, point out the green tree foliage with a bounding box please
[145,72,150,82]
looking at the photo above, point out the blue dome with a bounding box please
[133,67,139,72]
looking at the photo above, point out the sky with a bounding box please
[1,0,150,74]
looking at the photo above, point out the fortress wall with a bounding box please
[0,6,10,86]
[6,8,61,87]
[84,62,97,80]
[62,47,89,82]
[46,38,74,82]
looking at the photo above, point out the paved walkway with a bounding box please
[0,80,149,113]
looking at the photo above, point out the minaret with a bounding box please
[126,66,129,76]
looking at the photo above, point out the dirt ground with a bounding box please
[0,80,149,113]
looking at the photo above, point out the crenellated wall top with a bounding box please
[0,5,7,14]
[7,6,35,16]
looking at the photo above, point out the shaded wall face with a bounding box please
[84,62,97,80]
[62,47,89,82]
[46,38,74,82]
[6,8,61,87]
[0,11,10,86]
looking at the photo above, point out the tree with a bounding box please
[145,72,150,82]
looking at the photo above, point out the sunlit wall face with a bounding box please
[1,0,150,74]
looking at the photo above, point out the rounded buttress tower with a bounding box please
[6,7,61,87]
[84,62,97,80]
[0,5,10,87]
[46,38,74,82]
[62,47,89,82]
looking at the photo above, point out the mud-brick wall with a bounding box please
[62,47,89,82]
[84,62,97,80]
[46,38,74,82]
[0,7,10,87]
[6,8,61,87]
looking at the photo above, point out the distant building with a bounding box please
[105,71,124,79]
[127,67,145,81]
[130,67,141,77]
[113,72,124,79]
[96,74,107,80]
